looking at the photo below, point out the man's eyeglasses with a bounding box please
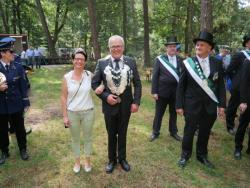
[74,58,85,62]
[110,45,123,49]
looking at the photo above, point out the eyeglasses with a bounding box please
[110,45,123,49]
[74,58,85,62]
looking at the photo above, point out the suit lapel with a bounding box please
[208,56,215,79]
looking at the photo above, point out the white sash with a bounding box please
[183,58,218,103]
[241,50,250,60]
[157,55,179,82]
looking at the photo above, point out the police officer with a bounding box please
[0,40,30,165]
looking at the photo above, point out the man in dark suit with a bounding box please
[234,59,250,160]
[150,36,182,142]
[176,31,226,168]
[92,35,142,173]
[0,40,30,165]
[226,34,250,135]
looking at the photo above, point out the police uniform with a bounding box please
[0,40,30,165]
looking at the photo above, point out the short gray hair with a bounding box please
[108,35,125,48]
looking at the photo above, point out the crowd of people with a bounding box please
[0,31,249,174]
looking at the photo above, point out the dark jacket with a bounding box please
[0,61,30,114]
[240,60,250,104]
[91,56,142,115]
[151,55,182,98]
[176,56,226,115]
[226,51,246,91]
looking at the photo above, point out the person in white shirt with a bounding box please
[34,47,42,69]
[26,46,34,69]
[61,48,97,174]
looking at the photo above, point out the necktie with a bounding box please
[114,59,120,71]
[200,59,208,78]
[5,65,9,73]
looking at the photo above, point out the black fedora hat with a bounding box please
[242,34,250,47]
[193,31,215,49]
[164,36,180,46]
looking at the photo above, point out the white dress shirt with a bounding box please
[196,55,210,78]
[167,55,177,68]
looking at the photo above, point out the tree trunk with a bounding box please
[185,0,194,54]
[122,0,127,53]
[0,0,10,33]
[200,0,213,32]
[35,0,57,57]
[16,0,23,34]
[143,0,150,67]
[11,0,17,34]
[87,0,101,61]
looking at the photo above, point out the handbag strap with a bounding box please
[67,70,89,108]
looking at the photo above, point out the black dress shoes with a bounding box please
[0,152,10,165]
[197,156,215,169]
[178,157,188,168]
[119,160,130,172]
[170,133,182,141]
[234,150,242,160]
[149,134,159,142]
[20,149,29,161]
[106,161,116,174]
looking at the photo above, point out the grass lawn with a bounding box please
[0,65,249,188]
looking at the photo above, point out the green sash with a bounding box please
[183,57,218,103]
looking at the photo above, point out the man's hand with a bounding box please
[0,82,8,92]
[152,94,158,100]
[107,94,118,105]
[218,108,225,119]
[95,85,105,95]
[239,103,247,113]
[176,108,184,116]
[131,103,139,113]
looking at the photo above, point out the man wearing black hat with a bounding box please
[0,40,30,165]
[150,36,182,142]
[176,31,226,168]
[234,61,250,160]
[226,34,250,136]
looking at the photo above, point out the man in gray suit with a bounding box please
[92,35,142,174]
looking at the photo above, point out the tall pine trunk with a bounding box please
[143,0,150,67]
[87,0,101,61]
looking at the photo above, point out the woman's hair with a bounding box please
[71,48,87,61]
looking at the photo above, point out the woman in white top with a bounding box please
[61,48,97,173]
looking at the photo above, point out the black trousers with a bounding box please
[235,106,250,151]
[181,108,217,159]
[152,96,177,136]
[0,111,27,153]
[226,90,240,130]
[104,107,131,162]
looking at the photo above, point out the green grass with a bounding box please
[0,65,249,188]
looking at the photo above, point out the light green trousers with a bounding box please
[67,109,94,157]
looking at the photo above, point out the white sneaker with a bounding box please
[73,164,81,173]
[84,165,92,172]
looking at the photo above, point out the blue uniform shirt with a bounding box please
[0,61,30,114]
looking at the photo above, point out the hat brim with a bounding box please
[193,38,215,49]
[164,42,180,46]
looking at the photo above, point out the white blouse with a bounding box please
[64,70,94,111]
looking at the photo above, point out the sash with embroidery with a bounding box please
[183,57,218,103]
[157,55,179,82]
[241,50,250,60]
